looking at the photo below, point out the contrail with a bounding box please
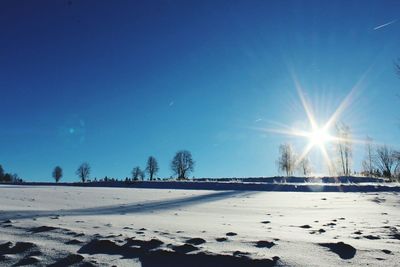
[373,19,397,30]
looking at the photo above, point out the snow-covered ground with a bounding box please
[0,185,399,266]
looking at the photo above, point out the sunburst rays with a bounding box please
[256,71,371,174]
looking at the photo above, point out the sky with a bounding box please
[0,0,399,182]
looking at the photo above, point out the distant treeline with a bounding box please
[1,139,400,184]
[0,150,195,184]
[0,164,23,183]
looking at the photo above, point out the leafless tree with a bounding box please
[361,136,374,176]
[335,123,352,176]
[52,166,63,183]
[373,145,396,180]
[171,150,194,180]
[132,166,144,181]
[392,150,400,181]
[278,143,296,177]
[146,156,159,180]
[298,157,311,176]
[76,162,90,183]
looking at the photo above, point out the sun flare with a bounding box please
[308,127,331,147]
[254,69,370,174]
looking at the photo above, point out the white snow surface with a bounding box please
[0,185,399,266]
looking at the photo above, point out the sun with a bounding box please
[308,127,330,147]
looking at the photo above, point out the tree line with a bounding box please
[0,165,23,183]
[50,150,195,183]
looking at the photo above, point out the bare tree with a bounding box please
[171,150,194,180]
[11,173,20,183]
[298,157,311,176]
[146,156,159,180]
[76,162,90,183]
[132,166,144,181]
[335,123,352,176]
[373,145,396,180]
[277,143,296,177]
[394,151,400,180]
[52,166,63,183]
[361,136,374,176]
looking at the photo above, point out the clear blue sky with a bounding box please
[0,0,399,182]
